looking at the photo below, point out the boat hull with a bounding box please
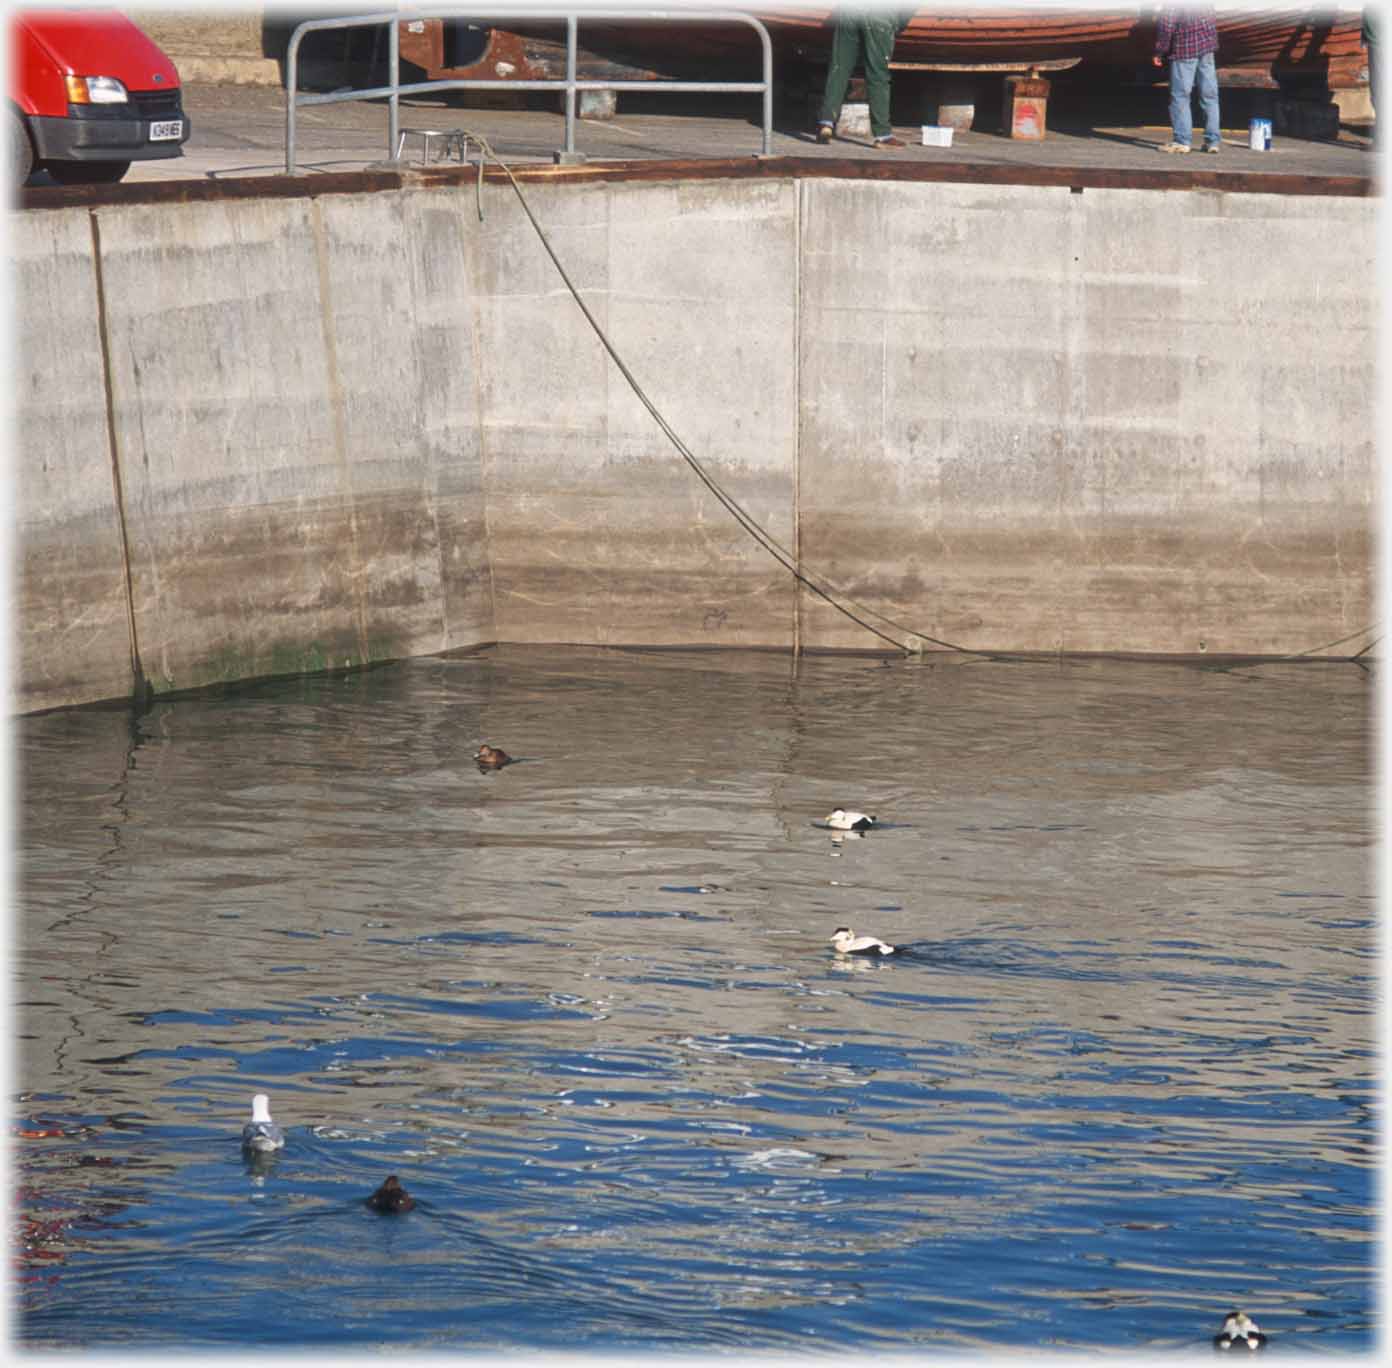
[769,7,1363,76]
[404,7,1368,91]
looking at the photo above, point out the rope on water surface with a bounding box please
[1198,623,1382,673]
[448,133,1378,670]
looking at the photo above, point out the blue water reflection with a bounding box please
[15,647,1375,1351]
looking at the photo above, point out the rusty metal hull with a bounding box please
[772,6,1363,69]
[478,6,1365,88]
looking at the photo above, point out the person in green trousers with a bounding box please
[815,8,907,148]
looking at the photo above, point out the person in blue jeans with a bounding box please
[815,8,906,149]
[1152,3,1221,153]
[1363,9,1378,140]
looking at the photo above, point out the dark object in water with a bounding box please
[366,1175,415,1213]
[475,743,513,770]
[1213,1310,1267,1351]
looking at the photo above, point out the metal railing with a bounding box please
[285,7,774,173]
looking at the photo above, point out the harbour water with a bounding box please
[14,646,1377,1352]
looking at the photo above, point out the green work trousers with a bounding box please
[818,13,897,139]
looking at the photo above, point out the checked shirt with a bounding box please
[1154,5,1219,60]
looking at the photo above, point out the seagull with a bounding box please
[240,1093,284,1154]
[475,743,513,770]
[366,1175,416,1213]
[830,926,897,956]
[825,809,875,831]
[1213,1311,1267,1351]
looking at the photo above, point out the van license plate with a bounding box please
[149,120,183,141]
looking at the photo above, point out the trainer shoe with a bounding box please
[875,135,908,148]
[1159,141,1191,154]
[815,123,833,144]
[1201,140,1221,153]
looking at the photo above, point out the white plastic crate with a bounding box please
[921,125,954,147]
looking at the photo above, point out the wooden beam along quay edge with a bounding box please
[16,156,1375,211]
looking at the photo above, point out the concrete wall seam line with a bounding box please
[398,190,452,658]
[1060,187,1089,658]
[792,177,803,660]
[461,188,500,646]
[87,208,148,706]
[309,197,372,669]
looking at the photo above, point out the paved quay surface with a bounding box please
[112,81,1379,191]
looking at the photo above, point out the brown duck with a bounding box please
[366,1175,415,1213]
[475,743,513,770]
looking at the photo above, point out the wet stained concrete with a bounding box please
[12,83,1378,711]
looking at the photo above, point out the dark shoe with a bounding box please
[875,135,908,148]
[815,124,833,144]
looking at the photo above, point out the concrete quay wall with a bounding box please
[13,171,1377,713]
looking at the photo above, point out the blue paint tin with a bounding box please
[1248,117,1273,151]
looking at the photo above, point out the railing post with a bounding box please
[762,21,773,155]
[555,12,586,165]
[286,27,299,174]
[388,17,400,161]
[566,14,576,154]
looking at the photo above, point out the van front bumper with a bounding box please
[28,112,191,163]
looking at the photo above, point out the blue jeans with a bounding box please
[1169,52,1220,147]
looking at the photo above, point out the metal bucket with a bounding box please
[1248,117,1273,151]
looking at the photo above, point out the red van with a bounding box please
[9,7,190,186]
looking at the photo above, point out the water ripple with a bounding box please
[14,649,1375,1351]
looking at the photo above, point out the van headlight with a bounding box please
[64,75,129,105]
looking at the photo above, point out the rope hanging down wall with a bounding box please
[454,134,1377,668]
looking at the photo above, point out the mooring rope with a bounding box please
[449,134,1377,669]
[456,131,1005,659]
[1198,623,1381,673]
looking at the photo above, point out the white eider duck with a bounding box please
[240,1093,285,1154]
[829,926,897,956]
[1213,1311,1267,1351]
[825,809,876,831]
